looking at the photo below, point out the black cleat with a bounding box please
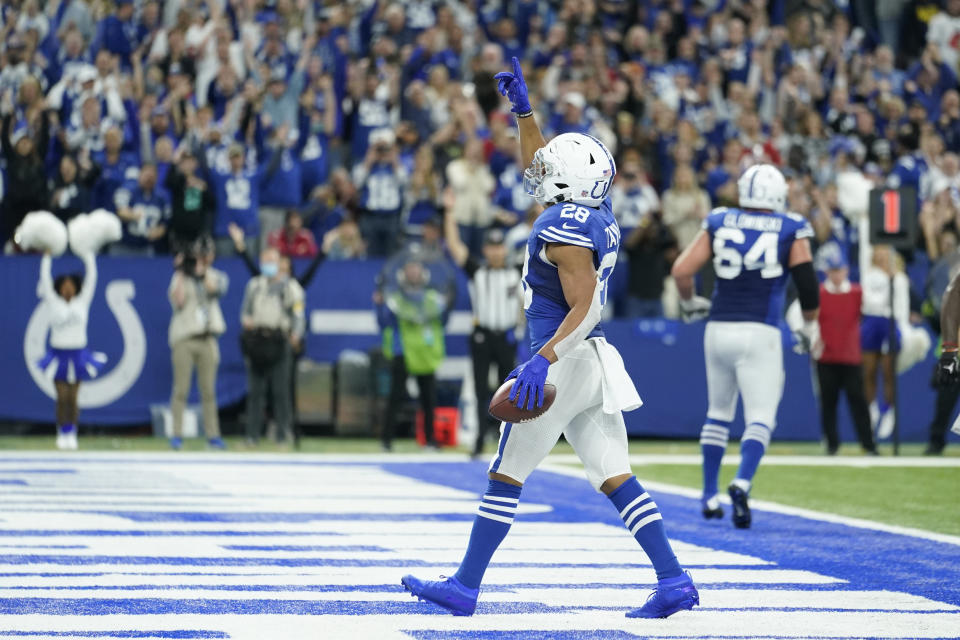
[728,484,751,529]
[924,444,945,456]
[701,498,723,519]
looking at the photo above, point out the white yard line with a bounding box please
[2,450,958,467]
[548,453,960,467]
[540,463,960,548]
[4,449,958,467]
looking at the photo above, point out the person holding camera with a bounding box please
[353,128,408,257]
[240,246,306,446]
[168,241,229,450]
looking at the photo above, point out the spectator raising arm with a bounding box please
[442,188,469,269]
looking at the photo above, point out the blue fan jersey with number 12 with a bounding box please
[704,207,814,326]
[521,198,621,351]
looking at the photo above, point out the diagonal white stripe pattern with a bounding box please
[623,501,658,530]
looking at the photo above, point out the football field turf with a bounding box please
[1,436,957,536]
[0,447,956,639]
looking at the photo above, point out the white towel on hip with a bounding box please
[591,337,643,414]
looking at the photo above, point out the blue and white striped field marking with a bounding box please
[0,453,955,640]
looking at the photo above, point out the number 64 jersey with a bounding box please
[704,207,814,325]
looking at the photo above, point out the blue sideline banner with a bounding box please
[0,256,471,426]
[0,256,952,443]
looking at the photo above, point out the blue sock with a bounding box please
[59,424,75,435]
[699,420,730,499]
[454,479,522,589]
[607,476,682,580]
[736,423,772,487]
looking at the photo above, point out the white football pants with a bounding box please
[702,321,784,448]
[488,339,634,491]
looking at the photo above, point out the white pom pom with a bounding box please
[897,325,932,374]
[88,208,122,245]
[15,211,68,256]
[68,209,122,256]
[67,213,93,256]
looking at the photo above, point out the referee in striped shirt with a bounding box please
[444,211,521,457]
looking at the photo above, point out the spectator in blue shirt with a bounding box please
[50,152,100,223]
[112,162,171,256]
[48,27,91,85]
[346,66,396,165]
[872,45,907,95]
[905,44,958,121]
[296,75,337,202]
[210,143,281,258]
[938,90,960,152]
[261,64,305,131]
[547,92,591,136]
[719,18,752,84]
[353,128,408,257]
[91,126,139,211]
[259,125,304,240]
[95,0,138,71]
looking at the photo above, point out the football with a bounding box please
[488,380,557,423]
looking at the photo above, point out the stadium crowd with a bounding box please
[3,0,960,452]
[2,1,959,298]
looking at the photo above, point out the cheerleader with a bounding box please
[860,245,910,440]
[36,250,106,450]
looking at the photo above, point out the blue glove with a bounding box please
[493,56,532,115]
[507,354,550,411]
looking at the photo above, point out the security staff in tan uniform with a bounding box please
[240,247,306,445]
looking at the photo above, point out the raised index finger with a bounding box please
[511,56,523,82]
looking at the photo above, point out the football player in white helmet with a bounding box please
[400,57,698,619]
[671,163,820,528]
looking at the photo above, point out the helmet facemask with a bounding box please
[523,149,565,205]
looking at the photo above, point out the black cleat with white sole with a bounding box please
[728,484,751,529]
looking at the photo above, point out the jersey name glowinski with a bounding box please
[704,207,813,326]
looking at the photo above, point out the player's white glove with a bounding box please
[793,320,824,360]
[679,296,711,323]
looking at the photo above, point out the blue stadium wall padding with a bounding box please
[0,256,954,445]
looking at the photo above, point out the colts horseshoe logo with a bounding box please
[23,280,147,408]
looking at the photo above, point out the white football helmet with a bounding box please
[523,133,616,207]
[738,163,787,211]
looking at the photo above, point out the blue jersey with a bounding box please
[91,153,139,212]
[210,167,265,237]
[350,97,391,160]
[705,207,814,326]
[521,199,621,352]
[260,150,302,208]
[114,183,171,248]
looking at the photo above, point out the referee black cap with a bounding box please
[484,228,506,246]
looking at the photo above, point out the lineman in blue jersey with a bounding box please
[401,57,699,619]
[671,164,821,529]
